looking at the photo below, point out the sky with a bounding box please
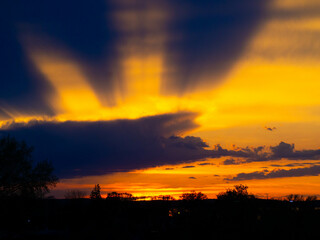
[1,0,320,199]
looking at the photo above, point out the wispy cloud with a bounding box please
[182,165,195,168]
[225,165,320,181]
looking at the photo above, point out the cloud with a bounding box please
[198,162,214,166]
[222,158,244,165]
[225,165,320,181]
[264,126,276,131]
[0,112,208,178]
[164,168,174,170]
[182,165,195,168]
[189,177,196,179]
[271,162,320,168]
[218,142,320,164]
[270,142,320,160]
[2,109,320,180]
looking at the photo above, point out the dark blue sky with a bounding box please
[0,0,267,117]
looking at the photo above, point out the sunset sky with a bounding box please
[1,0,320,199]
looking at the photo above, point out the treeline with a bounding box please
[65,183,318,202]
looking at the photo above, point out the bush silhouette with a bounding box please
[217,184,255,201]
[180,191,207,200]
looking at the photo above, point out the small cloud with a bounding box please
[189,177,196,179]
[182,165,195,168]
[165,168,174,170]
[284,164,296,167]
[213,174,220,177]
[198,162,214,166]
[222,158,244,165]
[264,126,277,131]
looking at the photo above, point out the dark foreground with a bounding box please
[1,199,320,240]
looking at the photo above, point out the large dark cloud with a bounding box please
[0,0,268,116]
[0,112,211,178]
[226,165,320,181]
[1,111,320,179]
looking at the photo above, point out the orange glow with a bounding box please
[53,158,320,199]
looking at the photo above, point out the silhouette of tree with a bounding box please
[0,135,58,198]
[305,195,317,201]
[90,184,102,199]
[180,191,207,200]
[64,189,87,199]
[217,184,255,201]
[106,192,135,201]
[151,195,176,201]
[286,194,310,202]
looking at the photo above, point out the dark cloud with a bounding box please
[0,112,208,178]
[270,142,320,160]
[166,136,209,150]
[226,165,320,181]
[164,168,174,170]
[198,162,213,166]
[189,177,196,179]
[222,158,244,165]
[218,142,320,164]
[271,162,319,168]
[264,126,276,131]
[182,165,195,168]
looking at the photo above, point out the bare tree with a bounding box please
[305,195,317,201]
[286,194,304,202]
[64,189,87,199]
[286,194,317,202]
